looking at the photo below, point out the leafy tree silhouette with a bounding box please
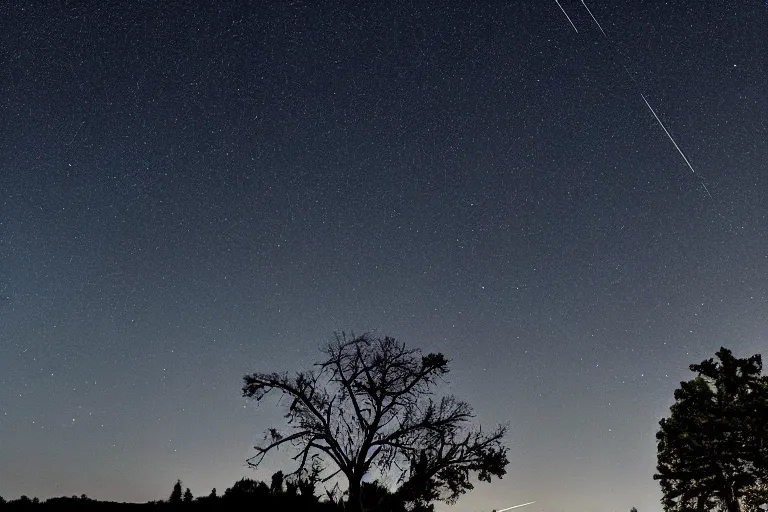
[223,477,269,500]
[208,488,217,499]
[270,470,284,494]
[182,488,193,503]
[295,462,323,501]
[169,480,183,504]
[242,332,509,512]
[358,480,435,512]
[655,347,768,512]
[9,496,33,509]
[742,484,768,511]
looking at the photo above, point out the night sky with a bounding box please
[1,1,767,511]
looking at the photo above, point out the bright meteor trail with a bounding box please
[581,0,606,37]
[554,1,714,200]
[640,93,712,198]
[554,0,578,33]
[497,501,538,512]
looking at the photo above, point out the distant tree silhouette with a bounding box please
[208,488,217,499]
[296,477,317,500]
[630,507,638,512]
[295,462,323,500]
[360,480,393,511]
[218,475,341,511]
[270,470,285,494]
[182,488,193,503]
[0,476,345,512]
[169,480,183,504]
[243,332,509,512]
[655,347,768,512]
[223,477,269,500]
[8,496,33,509]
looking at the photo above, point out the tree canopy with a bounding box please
[655,347,768,512]
[242,333,509,512]
[169,480,183,505]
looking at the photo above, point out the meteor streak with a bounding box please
[498,501,537,512]
[640,94,712,198]
[554,0,578,33]
[556,1,714,200]
[581,0,606,37]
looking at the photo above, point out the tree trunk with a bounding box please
[714,460,742,512]
[346,475,363,512]
[724,497,741,512]
[720,479,741,512]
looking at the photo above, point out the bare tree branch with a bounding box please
[242,333,509,512]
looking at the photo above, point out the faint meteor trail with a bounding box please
[640,93,712,198]
[65,121,85,146]
[581,0,606,36]
[498,501,537,512]
[554,0,578,33]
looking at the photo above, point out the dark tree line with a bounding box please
[7,338,764,512]
[0,472,415,512]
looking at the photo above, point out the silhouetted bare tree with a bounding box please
[242,333,509,512]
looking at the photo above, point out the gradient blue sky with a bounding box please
[1,1,767,511]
